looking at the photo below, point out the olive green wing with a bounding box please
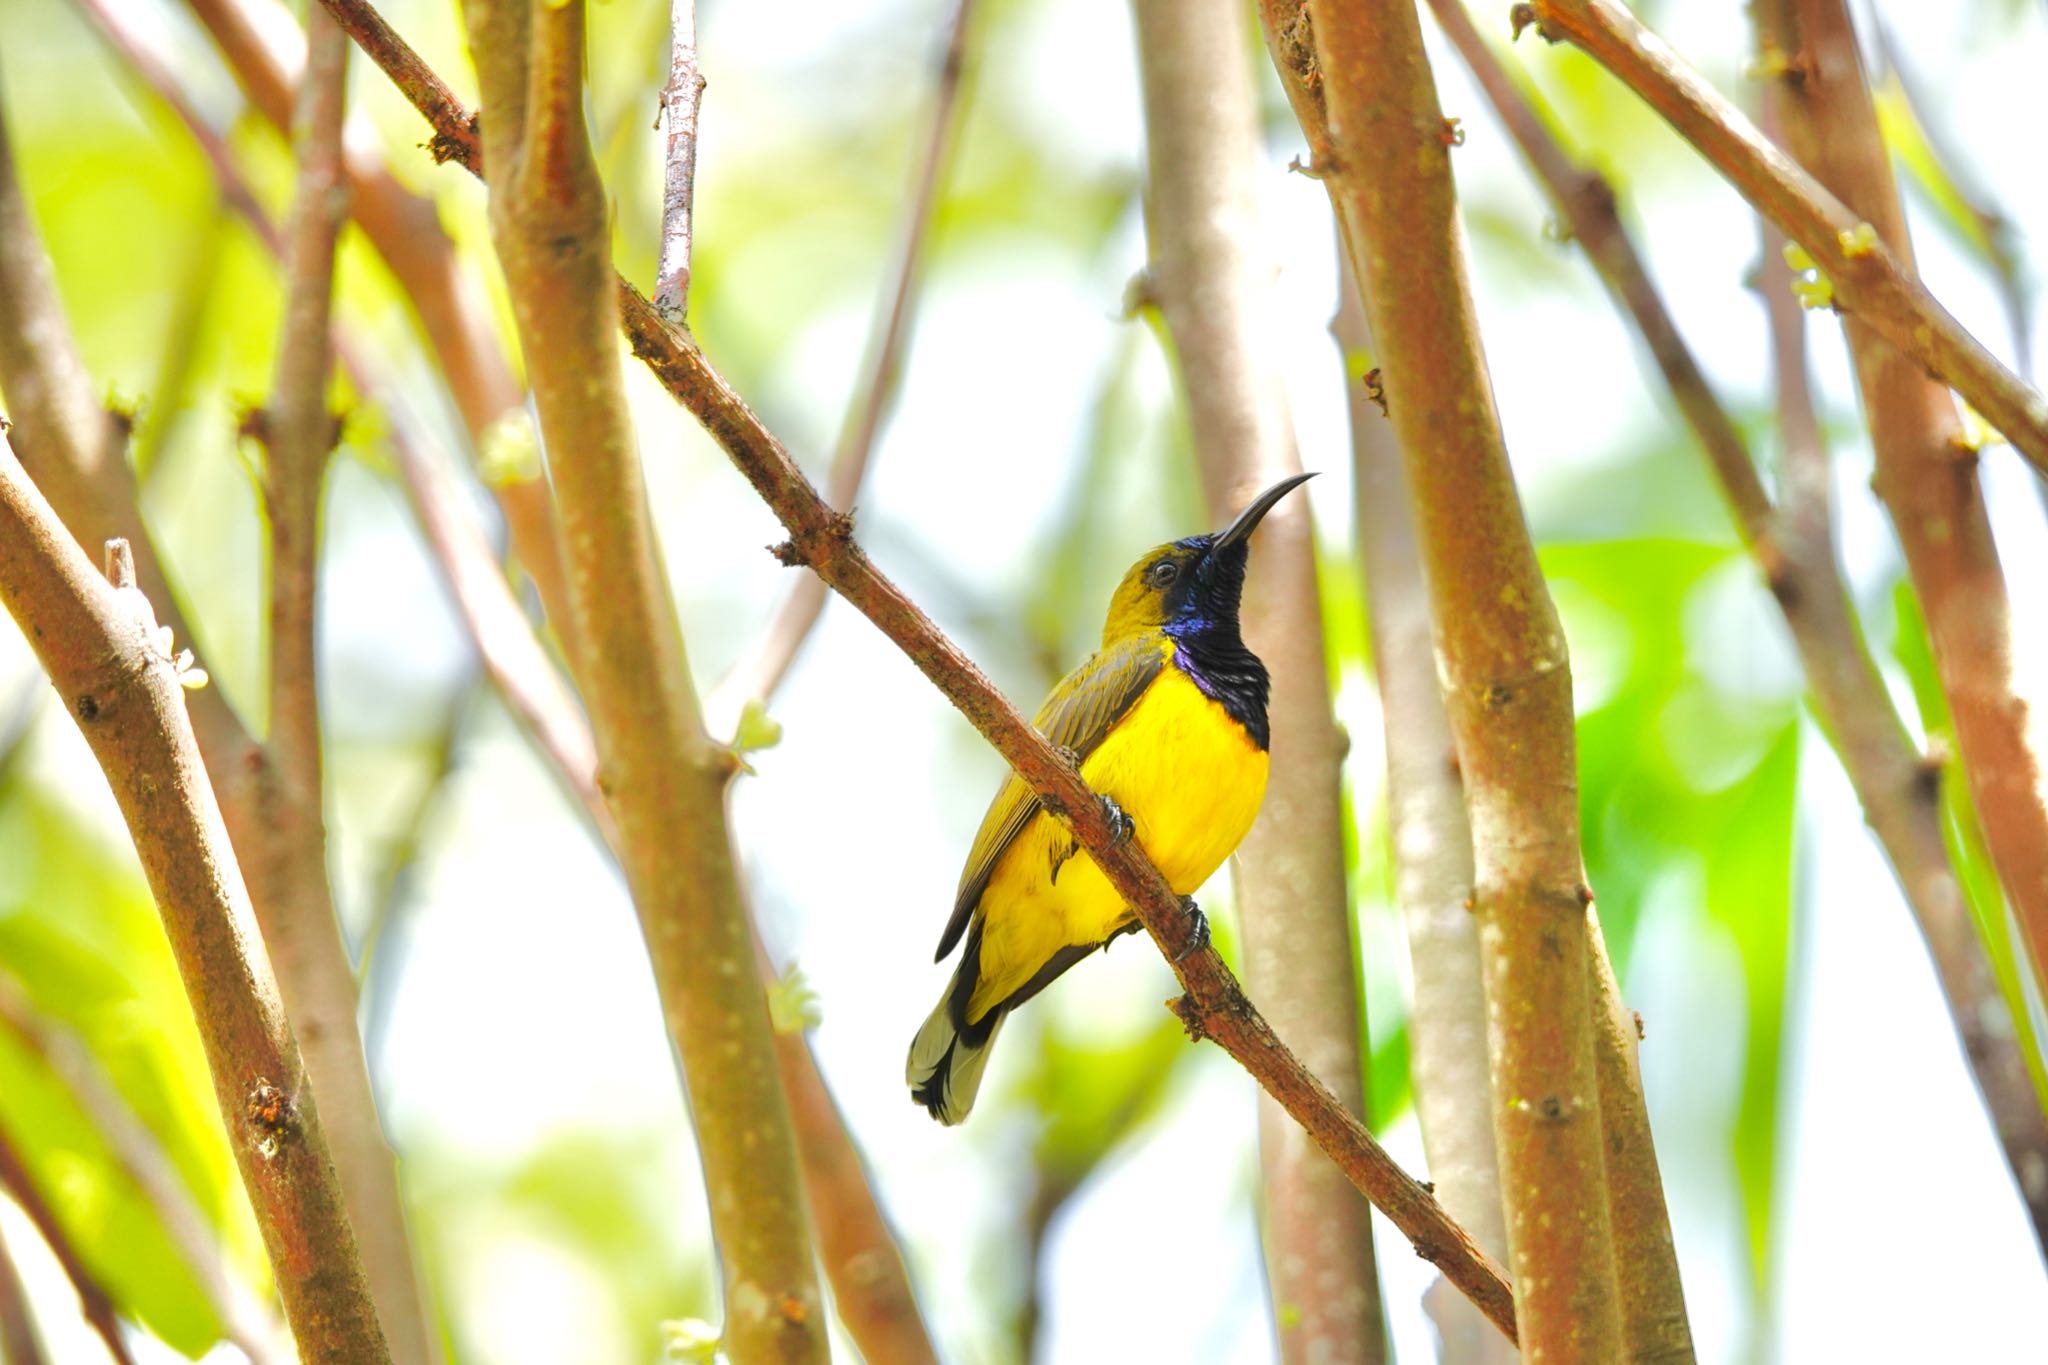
[932,634,1167,961]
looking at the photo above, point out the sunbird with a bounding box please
[907,473,1314,1123]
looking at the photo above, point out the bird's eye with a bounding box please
[1147,559,1179,587]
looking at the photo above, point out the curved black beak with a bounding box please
[1214,471,1316,550]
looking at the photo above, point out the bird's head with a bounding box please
[1100,473,1314,645]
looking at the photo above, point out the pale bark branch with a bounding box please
[1336,260,1516,1365]
[705,0,976,741]
[654,0,704,321]
[0,1125,135,1365]
[0,974,291,1365]
[0,1215,47,1365]
[0,437,387,1360]
[461,0,830,1357]
[181,0,577,662]
[0,76,249,811]
[1130,0,1383,1357]
[316,0,1521,1334]
[1257,0,1662,1354]
[226,20,443,1357]
[1433,0,2048,1256]
[1755,0,2048,1238]
[1518,0,2048,481]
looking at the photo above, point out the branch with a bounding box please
[0,975,291,1365]
[1258,0,1651,1354]
[1435,0,2048,1256]
[1755,0,2048,1237]
[0,1214,47,1365]
[1130,0,1383,1357]
[227,20,443,1357]
[0,73,250,811]
[320,0,1519,1334]
[654,0,704,320]
[704,0,975,739]
[1337,258,1516,1365]
[0,440,386,1358]
[0,1125,134,1365]
[462,0,831,1357]
[180,0,578,662]
[1519,0,2048,481]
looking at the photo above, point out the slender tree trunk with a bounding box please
[1129,1,1384,1359]
[1337,264,1517,1365]
[458,2,829,1358]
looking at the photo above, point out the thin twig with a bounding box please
[181,0,578,661]
[1130,0,1383,1357]
[1337,253,1517,1365]
[1756,0,2048,1239]
[0,1213,48,1365]
[654,0,704,320]
[316,0,1521,1333]
[0,441,387,1357]
[704,0,976,739]
[0,1125,134,1365]
[1519,0,2048,481]
[0,975,291,1365]
[463,0,832,1355]
[235,18,440,1357]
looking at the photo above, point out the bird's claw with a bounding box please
[1172,896,1209,964]
[1099,795,1135,846]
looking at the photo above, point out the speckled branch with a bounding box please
[1754,0,2048,1235]
[459,0,830,1357]
[0,437,387,1361]
[1257,0,1650,1355]
[1131,0,1384,1357]
[323,0,1519,1333]
[1436,0,2048,1256]
[1519,0,2048,480]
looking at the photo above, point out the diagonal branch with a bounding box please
[320,0,1518,1334]
[0,436,387,1360]
[0,1212,47,1365]
[0,974,291,1365]
[0,75,251,815]
[319,0,1523,1334]
[1518,0,2048,481]
[181,0,577,664]
[1755,0,2048,1234]
[704,0,977,741]
[0,1124,135,1365]
[1431,0,2048,1256]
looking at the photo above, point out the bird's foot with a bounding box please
[1099,794,1135,846]
[1173,896,1210,964]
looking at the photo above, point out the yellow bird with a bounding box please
[907,473,1313,1123]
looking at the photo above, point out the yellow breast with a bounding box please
[967,660,1269,1020]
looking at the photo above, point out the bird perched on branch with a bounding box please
[907,473,1314,1123]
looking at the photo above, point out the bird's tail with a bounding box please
[906,991,1004,1126]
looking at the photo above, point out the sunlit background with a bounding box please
[2,0,2046,1359]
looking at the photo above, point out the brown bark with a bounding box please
[1130,0,1383,1358]
[1338,266,1516,1365]
[1520,0,2048,480]
[317,3,1520,1333]
[1259,0,1653,1355]
[0,438,387,1361]
[460,1,829,1358]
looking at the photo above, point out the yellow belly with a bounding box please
[968,666,1269,1021]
